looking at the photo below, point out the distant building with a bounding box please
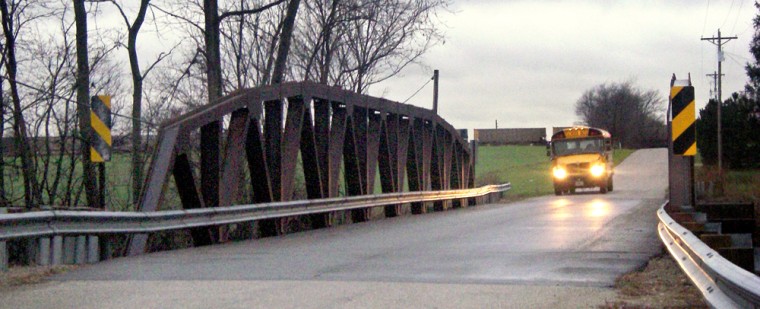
[473,128,546,145]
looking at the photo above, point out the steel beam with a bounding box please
[200,122,221,206]
[301,98,330,228]
[407,118,425,214]
[173,153,212,246]
[246,117,272,203]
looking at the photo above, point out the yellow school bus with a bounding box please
[547,126,613,195]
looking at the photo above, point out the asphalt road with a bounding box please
[0,148,669,308]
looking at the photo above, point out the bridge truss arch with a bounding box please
[132,81,474,252]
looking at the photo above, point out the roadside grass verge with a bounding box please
[475,145,635,200]
[696,166,760,203]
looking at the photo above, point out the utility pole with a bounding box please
[432,69,439,114]
[705,71,724,101]
[701,29,736,172]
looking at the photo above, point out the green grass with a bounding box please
[475,145,636,199]
[696,165,760,202]
[4,153,137,210]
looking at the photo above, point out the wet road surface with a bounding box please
[0,148,669,308]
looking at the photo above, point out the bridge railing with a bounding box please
[658,202,760,308]
[0,183,510,271]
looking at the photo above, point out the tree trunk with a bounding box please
[0,78,5,207]
[0,0,39,208]
[73,0,98,208]
[271,0,301,85]
[319,0,339,84]
[129,0,150,207]
[204,0,223,101]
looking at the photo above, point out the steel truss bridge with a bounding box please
[127,81,476,254]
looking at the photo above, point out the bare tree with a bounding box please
[293,0,343,84]
[270,0,300,84]
[219,0,283,88]
[575,81,666,148]
[291,0,448,93]
[108,0,172,207]
[1,0,42,208]
[338,0,447,93]
[72,0,100,207]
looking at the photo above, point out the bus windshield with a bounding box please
[552,138,603,156]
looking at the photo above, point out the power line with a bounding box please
[730,0,746,34]
[702,0,710,35]
[721,0,736,29]
[402,74,434,104]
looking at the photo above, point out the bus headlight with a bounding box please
[553,166,568,179]
[590,164,605,177]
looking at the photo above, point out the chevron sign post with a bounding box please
[668,76,695,208]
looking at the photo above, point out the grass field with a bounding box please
[474,145,635,199]
[3,153,137,210]
[695,165,760,203]
[3,146,637,208]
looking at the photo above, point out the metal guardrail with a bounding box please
[657,202,760,308]
[0,183,509,269]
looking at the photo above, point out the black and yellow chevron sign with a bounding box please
[670,85,696,156]
[90,95,111,162]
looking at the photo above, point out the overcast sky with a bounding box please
[368,0,757,132]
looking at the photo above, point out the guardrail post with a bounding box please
[25,238,37,266]
[52,236,63,265]
[0,238,6,271]
[87,236,99,264]
[75,236,87,265]
[63,236,76,264]
[38,237,51,266]
[0,207,6,271]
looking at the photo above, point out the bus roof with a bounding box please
[551,126,611,141]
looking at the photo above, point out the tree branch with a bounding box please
[219,0,286,22]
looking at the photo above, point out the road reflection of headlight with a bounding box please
[590,164,605,177]
[553,166,567,179]
[589,199,610,217]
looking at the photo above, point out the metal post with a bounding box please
[38,237,51,266]
[87,236,99,264]
[0,239,7,271]
[63,236,76,264]
[52,236,63,265]
[99,163,106,208]
[75,236,87,265]
[432,70,439,114]
[0,208,6,271]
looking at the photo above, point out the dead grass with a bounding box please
[0,265,77,289]
[600,253,707,308]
